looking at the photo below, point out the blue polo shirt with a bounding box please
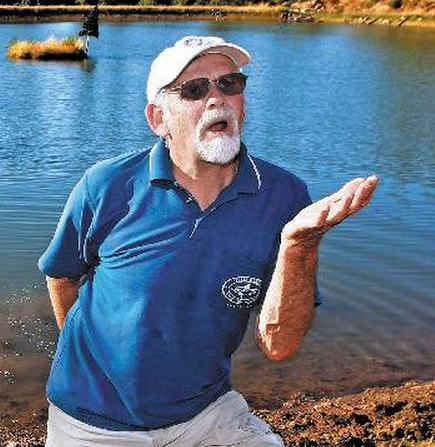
[38,140,318,431]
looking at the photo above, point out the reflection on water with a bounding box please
[7,57,97,73]
[0,20,434,414]
[0,286,57,418]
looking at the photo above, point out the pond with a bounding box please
[0,19,434,413]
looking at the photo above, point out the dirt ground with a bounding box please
[254,380,435,446]
[0,380,433,446]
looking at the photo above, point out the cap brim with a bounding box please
[198,44,250,69]
[164,43,250,89]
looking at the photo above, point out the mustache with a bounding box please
[196,108,238,136]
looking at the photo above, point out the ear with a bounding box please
[145,103,170,138]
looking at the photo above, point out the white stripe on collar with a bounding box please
[247,154,262,190]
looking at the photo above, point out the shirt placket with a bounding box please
[171,181,239,239]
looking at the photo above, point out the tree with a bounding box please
[78,4,99,55]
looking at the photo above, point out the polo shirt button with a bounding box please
[186,197,193,203]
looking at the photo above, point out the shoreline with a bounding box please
[0,380,433,446]
[0,4,435,28]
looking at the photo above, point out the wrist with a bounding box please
[280,234,322,252]
[278,240,319,269]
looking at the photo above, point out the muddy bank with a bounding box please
[0,380,433,446]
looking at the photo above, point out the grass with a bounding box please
[6,36,86,60]
[311,9,435,26]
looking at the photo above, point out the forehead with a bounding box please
[176,53,239,84]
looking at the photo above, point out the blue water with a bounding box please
[0,20,434,411]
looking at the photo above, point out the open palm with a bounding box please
[282,176,379,246]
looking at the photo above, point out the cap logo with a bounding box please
[182,37,204,47]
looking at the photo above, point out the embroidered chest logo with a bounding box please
[222,276,262,308]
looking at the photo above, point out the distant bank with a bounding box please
[0,4,434,28]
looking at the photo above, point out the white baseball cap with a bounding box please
[147,35,251,103]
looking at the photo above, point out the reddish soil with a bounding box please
[254,380,435,446]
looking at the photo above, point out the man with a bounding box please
[39,36,378,446]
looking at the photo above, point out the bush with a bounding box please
[172,0,197,5]
[18,0,82,4]
[389,0,403,8]
[7,36,86,60]
[138,0,172,5]
[268,0,291,5]
[208,0,248,5]
[75,0,100,5]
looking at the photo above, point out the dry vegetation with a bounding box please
[0,3,434,27]
[6,36,86,60]
[0,3,434,26]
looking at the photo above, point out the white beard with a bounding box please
[196,135,240,165]
[195,109,241,165]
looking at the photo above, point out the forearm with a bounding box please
[255,175,378,361]
[46,276,80,330]
[256,240,319,361]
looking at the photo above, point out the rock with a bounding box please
[375,401,406,416]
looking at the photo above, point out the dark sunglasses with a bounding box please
[165,72,248,101]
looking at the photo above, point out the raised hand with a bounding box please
[282,176,379,247]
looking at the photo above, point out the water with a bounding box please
[0,20,434,414]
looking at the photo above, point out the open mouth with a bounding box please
[206,119,228,133]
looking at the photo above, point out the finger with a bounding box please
[317,205,330,227]
[341,177,367,196]
[303,205,332,238]
[342,177,367,191]
[327,194,353,224]
[323,177,366,205]
[350,176,379,213]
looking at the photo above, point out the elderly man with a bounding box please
[39,36,378,446]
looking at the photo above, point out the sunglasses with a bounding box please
[165,72,248,101]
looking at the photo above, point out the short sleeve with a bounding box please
[38,174,95,279]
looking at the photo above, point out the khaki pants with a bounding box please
[45,390,284,447]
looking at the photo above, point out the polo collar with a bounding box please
[149,139,174,185]
[149,139,261,194]
[233,143,262,194]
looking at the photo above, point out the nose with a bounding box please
[205,81,227,109]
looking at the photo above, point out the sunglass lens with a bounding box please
[180,78,210,101]
[218,73,247,95]
[176,73,247,100]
